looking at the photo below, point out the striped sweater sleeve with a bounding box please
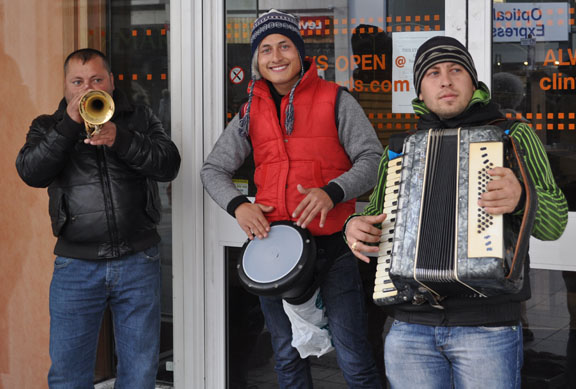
[360,147,390,217]
[342,146,390,223]
[342,147,389,242]
[510,122,568,241]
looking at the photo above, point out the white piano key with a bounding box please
[374,290,397,299]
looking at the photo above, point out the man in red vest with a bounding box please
[201,9,383,388]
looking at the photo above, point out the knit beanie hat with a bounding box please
[413,35,479,97]
[239,9,306,137]
[250,9,306,80]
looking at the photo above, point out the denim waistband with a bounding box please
[390,301,522,326]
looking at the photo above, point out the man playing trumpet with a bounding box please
[16,48,181,388]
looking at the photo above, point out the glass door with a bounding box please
[220,1,451,387]
[491,1,576,387]
[108,1,174,385]
[108,3,174,383]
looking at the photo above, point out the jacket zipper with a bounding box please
[96,146,120,257]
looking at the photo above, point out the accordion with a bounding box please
[374,126,537,307]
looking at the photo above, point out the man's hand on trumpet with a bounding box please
[84,121,117,147]
[344,213,387,263]
[66,88,88,124]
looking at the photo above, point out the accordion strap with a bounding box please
[506,136,538,280]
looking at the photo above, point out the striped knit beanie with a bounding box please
[239,9,305,137]
[413,35,479,96]
[250,9,305,80]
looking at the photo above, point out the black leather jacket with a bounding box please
[16,89,181,259]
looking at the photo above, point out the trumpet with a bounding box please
[78,90,115,138]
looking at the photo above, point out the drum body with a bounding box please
[238,221,316,301]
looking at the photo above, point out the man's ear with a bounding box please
[418,93,423,100]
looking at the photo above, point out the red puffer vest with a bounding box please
[246,61,355,236]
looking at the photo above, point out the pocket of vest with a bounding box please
[287,160,324,189]
[254,163,279,211]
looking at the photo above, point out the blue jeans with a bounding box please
[259,237,382,389]
[48,246,161,389]
[385,320,523,389]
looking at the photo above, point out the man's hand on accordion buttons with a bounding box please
[345,213,387,263]
[478,167,522,215]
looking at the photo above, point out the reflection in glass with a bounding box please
[492,3,575,387]
[492,4,576,212]
[521,269,571,387]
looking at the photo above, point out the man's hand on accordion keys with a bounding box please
[477,167,523,215]
[345,213,387,263]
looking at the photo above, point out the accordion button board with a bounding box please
[468,142,504,258]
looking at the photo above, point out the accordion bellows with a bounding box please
[374,126,537,307]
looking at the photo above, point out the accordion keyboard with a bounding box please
[373,157,402,301]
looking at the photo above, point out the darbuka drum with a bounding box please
[238,221,316,301]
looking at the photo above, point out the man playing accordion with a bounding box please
[345,36,568,389]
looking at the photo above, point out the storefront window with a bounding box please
[492,1,575,387]
[492,0,576,211]
[222,1,574,387]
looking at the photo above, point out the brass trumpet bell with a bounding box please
[78,90,115,138]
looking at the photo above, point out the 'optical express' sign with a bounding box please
[493,2,568,42]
